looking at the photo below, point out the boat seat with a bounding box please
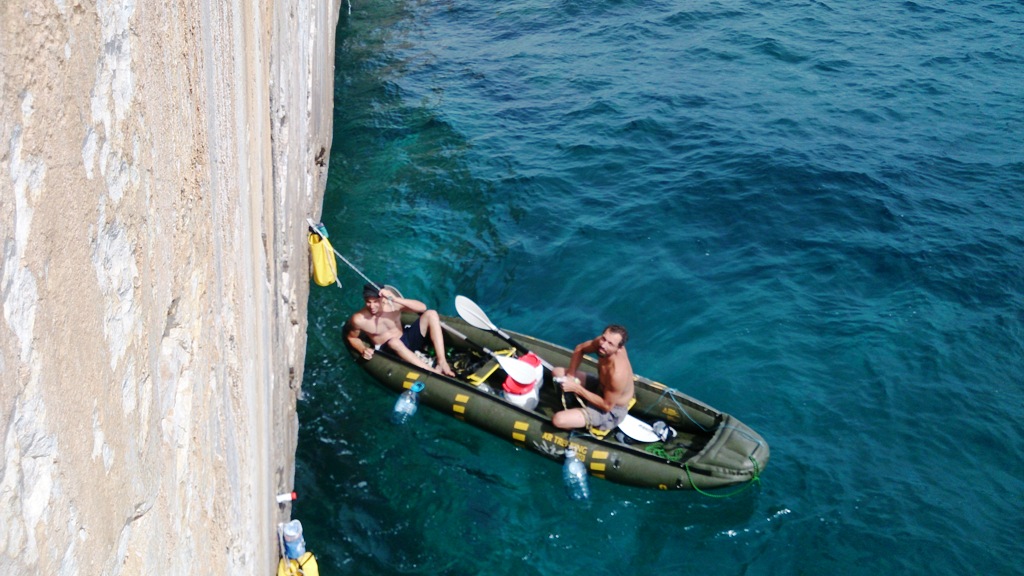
[589,397,637,438]
[465,348,517,386]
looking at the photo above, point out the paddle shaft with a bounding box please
[452,296,659,441]
[439,321,496,355]
[470,318,569,403]
[493,329,555,371]
[448,314,658,441]
[439,322,536,383]
[490,329,587,413]
[453,296,555,370]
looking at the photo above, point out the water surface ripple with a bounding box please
[301,1,1024,574]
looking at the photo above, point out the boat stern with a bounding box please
[688,414,770,488]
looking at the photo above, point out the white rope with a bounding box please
[305,217,402,299]
[307,217,379,287]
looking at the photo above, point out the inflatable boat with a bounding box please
[345,301,769,491]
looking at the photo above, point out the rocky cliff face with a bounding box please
[0,0,339,573]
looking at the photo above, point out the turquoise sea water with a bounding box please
[298,1,1023,574]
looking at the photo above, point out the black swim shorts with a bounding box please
[399,316,426,351]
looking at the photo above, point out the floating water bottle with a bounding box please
[282,519,305,559]
[392,381,425,425]
[563,446,590,501]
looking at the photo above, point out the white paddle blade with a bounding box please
[495,355,538,384]
[455,295,497,331]
[617,416,661,443]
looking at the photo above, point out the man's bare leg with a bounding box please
[420,310,455,376]
[387,339,445,376]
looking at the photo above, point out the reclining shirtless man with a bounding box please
[346,283,455,377]
[551,325,634,431]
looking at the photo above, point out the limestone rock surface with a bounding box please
[1,0,339,572]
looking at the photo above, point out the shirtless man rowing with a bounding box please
[551,325,634,431]
[345,283,455,377]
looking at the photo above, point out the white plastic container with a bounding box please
[502,353,544,410]
[503,386,540,410]
[282,519,305,559]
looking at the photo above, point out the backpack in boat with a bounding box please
[277,551,319,576]
[308,232,338,287]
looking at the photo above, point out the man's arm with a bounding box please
[562,338,619,410]
[379,288,427,314]
[565,338,597,378]
[345,318,374,359]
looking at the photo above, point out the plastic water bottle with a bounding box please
[392,381,425,424]
[282,519,305,559]
[563,447,590,501]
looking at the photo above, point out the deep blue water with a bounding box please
[297,1,1024,574]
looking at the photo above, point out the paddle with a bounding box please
[455,296,554,370]
[617,416,660,443]
[454,295,661,443]
[439,322,539,384]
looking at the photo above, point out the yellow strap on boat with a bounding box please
[309,232,338,287]
[465,349,516,385]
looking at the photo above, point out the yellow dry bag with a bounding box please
[309,232,338,287]
[277,551,319,576]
